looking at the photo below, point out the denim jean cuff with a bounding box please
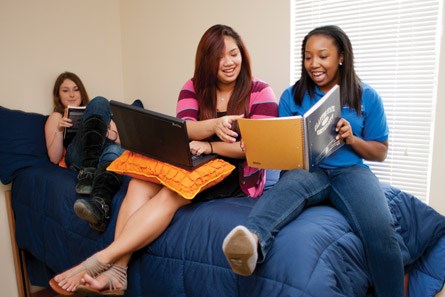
[250,230,266,263]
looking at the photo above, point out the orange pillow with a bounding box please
[107,150,235,199]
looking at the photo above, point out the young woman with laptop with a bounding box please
[49,24,278,295]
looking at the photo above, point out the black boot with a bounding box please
[75,116,107,195]
[74,161,123,232]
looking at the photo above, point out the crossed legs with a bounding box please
[51,178,191,294]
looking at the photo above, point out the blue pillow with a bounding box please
[0,107,49,184]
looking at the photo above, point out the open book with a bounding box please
[63,105,86,139]
[238,84,343,171]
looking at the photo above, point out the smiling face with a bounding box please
[216,36,242,89]
[304,34,343,93]
[58,79,82,108]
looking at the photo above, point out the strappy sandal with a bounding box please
[49,255,111,296]
[76,264,128,296]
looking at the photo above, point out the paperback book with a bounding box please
[63,105,86,139]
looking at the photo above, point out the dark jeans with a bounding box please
[65,96,124,171]
[246,166,404,297]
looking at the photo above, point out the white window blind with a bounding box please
[291,0,441,202]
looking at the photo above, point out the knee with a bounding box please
[128,178,163,196]
[153,188,189,210]
[100,143,124,161]
[84,97,111,122]
[89,96,109,106]
[86,97,110,113]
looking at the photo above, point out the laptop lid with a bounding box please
[110,100,216,170]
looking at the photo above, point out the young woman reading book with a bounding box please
[222,25,404,297]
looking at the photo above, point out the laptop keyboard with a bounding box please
[191,154,203,161]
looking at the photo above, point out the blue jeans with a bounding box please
[246,166,404,297]
[65,96,124,171]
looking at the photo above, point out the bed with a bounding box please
[2,106,445,296]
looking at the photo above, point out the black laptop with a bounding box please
[110,100,217,171]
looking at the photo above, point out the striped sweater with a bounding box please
[176,79,278,197]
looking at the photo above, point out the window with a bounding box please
[291,0,442,202]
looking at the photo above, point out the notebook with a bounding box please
[238,84,343,171]
[110,100,217,171]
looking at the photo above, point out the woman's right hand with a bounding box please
[213,114,243,143]
[58,111,73,132]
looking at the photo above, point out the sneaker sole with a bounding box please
[222,226,258,276]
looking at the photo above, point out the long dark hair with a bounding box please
[293,25,362,114]
[193,24,252,122]
[52,71,89,114]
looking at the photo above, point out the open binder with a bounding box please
[238,85,343,171]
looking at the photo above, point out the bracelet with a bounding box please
[208,141,213,154]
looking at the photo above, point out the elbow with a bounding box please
[373,141,388,162]
[374,147,388,162]
[47,150,62,164]
[49,156,60,165]
[375,153,387,162]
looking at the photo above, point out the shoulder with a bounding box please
[45,111,62,130]
[47,111,62,121]
[279,85,294,101]
[248,78,278,118]
[180,79,195,92]
[360,83,386,118]
[177,79,199,120]
[278,85,296,108]
[361,82,382,102]
[251,78,272,92]
[178,79,197,101]
[249,78,277,104]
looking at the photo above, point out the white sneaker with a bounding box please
[222,225,258,276]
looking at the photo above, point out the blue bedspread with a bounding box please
[10,163,445,297]
[2,107,445,296]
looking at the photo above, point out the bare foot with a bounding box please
[50,255,111,294]
[53,263,88,293]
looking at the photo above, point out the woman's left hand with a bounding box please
[336,118,354,144]
[189,141,212,156]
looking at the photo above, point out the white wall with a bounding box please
[0,184,17,297]
[0,0,124,114]
[429,7,445,214]
[119,0,289,114]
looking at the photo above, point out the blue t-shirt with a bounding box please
[278,83,389,168]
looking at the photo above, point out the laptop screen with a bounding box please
[110,100,194,169]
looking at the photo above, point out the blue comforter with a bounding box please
[2,106,445,296]
[10,164,445,297]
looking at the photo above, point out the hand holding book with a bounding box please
[63,106,86,139]
[335,118,354,144]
